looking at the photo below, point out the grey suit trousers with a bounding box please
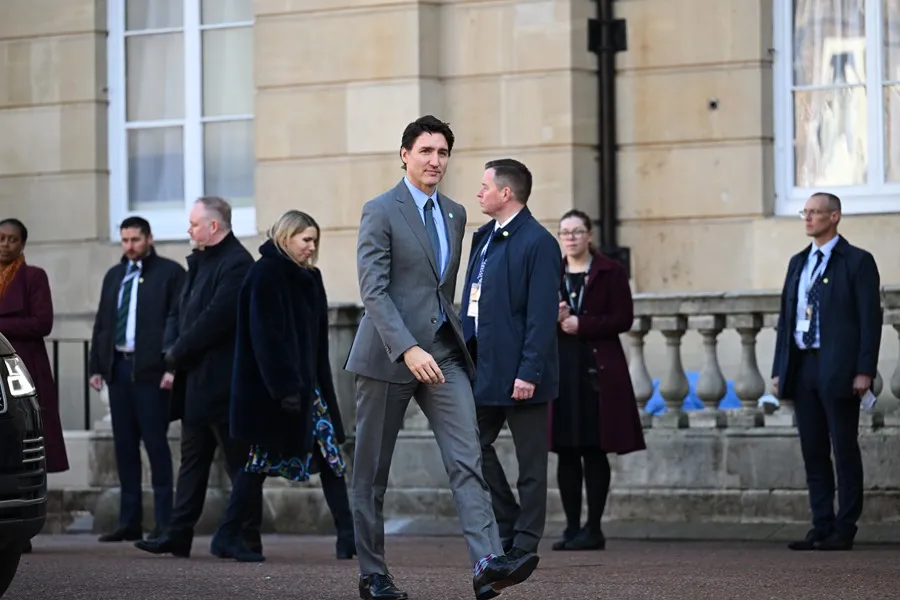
[351,325,503,575]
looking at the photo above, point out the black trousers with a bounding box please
[218,452,354,546]
[555,447,610,538]
[477,403,549,554]
[167,421,262,544]
[793,350,863,537]
[108,353,173,531]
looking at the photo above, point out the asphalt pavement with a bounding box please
[8,534,900,599]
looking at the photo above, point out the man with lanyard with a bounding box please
[771,192,882,552]
[461,158,561,561]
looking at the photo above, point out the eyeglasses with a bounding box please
[558,229,588,239]
[798,209,834,219]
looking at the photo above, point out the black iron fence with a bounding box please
[48,338,92,431]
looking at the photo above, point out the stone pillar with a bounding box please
[690,315,726,428]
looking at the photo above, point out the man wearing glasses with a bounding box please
[771,192,882,552]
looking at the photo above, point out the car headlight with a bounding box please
[3,355,36,397]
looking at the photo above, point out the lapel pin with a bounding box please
[502,231,509,237]
[823,278,828,284]
[448,212,454,219]
[139,278,144,283]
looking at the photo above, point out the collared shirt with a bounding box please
[403,177,449,278]
[117,260,142,352]
[794,235,840,350]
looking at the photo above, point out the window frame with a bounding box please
[106,0,257,242]
[772,0,900,216]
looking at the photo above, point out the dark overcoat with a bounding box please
[772,236,882,400]
[164,232,254,426]
[229,240,345,454]
[460,207,561,407]
[0,264,69,472]
[549,251,646,455]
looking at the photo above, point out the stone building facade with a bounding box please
[3,0,900,426]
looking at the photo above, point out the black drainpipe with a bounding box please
[588,0,629,277]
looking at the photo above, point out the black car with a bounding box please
[0,331,46,598]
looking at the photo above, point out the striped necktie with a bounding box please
[115,263,139,348]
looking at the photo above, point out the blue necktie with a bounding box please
[803,250,824,348]
[423,198,442,272]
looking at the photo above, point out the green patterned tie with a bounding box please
[115,263,138,348]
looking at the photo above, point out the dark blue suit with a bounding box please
[460,206,560,553]
[772,235,881,538]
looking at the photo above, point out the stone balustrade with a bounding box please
[59,287,900,534]
[624,286,900,428]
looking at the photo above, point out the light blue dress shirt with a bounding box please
[794,235,840,350]
[403,177,449,278]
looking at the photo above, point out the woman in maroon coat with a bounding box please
[0,218,69,478]
[550,209,645,551]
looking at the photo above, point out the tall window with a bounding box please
[107,0,256,240]
[773,0,900,215]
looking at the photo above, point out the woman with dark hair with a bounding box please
[550,209,645,551]
[0,218,70,553]
[209,210,355,563]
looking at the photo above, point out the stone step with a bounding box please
[46,485,900,538]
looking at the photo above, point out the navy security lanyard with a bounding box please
[476,232,493,287]
[564,258,591,314]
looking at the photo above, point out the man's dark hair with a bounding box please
[400,115,455,170]
[812,191,842,212]
[485,158,533,204]
[0,218,28,244]
[120,216,152,237]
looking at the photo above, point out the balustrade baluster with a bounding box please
[892,324,900,401]
[691,315,726,411]
[728,314,765,420]
[655,316,689,415]
[626,316,654,410]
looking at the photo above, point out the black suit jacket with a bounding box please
[771,236,882,401]
[89,248,186,384]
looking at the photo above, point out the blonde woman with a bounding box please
[210,210,355,562]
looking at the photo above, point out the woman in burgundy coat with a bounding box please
[0,218,69,478]
[550,209,645,551]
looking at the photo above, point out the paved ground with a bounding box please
[9,534,900,600]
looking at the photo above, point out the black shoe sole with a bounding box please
[358,588,408,600]
[476,555,540,600]
[134,541,191,558]
[99,534,143,543]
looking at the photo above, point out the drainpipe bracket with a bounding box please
[587,18,628,55]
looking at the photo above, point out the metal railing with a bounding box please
[49,338,91,431]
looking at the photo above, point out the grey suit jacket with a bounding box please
[345,179,474,384]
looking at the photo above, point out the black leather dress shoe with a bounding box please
[560,527,606,551]
[358,573,408,600]
[816,532,854,551]
[210,530,265,562]
[473,553,539,600]
[99,526,143,543]
[336,538,357,560]
[134,533,191,558]
[787,528,831,551]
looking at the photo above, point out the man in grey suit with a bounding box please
[346,115,539,600]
